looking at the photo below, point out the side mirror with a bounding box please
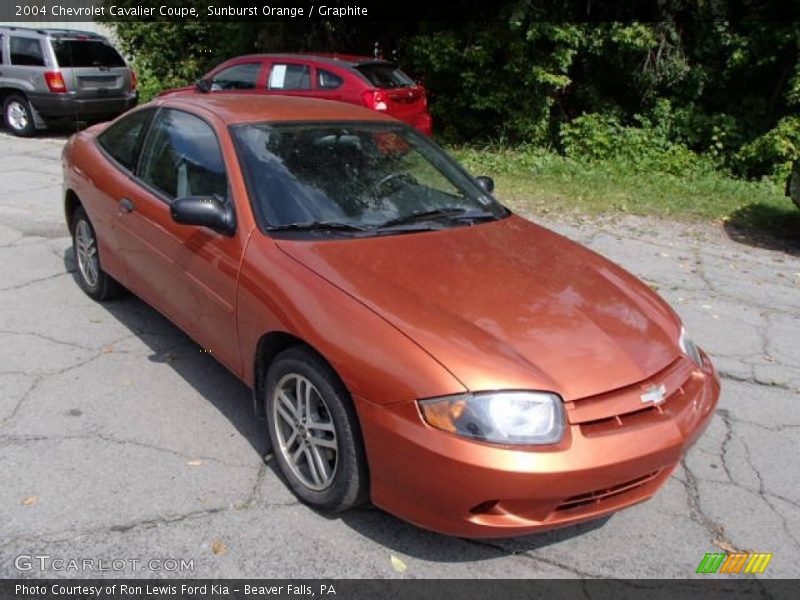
[195,78,212,93]
[171,196,235,236]
[475,175,494,194]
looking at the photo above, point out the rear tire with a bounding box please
[3,94,36,137]
[265,347,369,512]
[71,207,124,301]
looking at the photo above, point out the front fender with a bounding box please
[236,234,466,406]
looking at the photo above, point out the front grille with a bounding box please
[555,470,661,512]
[567,357,696,434]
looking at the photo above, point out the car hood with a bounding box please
[276,215,682,400]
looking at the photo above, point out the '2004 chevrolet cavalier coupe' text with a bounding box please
[62,94,719,537]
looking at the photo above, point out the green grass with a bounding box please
[451,146,800,239]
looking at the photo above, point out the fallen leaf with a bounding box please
[186,459,204,466]
[390,554,407,573]
[89,318,102,323]
[21,496,39,506]
[102,346,114,354]
[211,539,227,556]
[713,538,739,553]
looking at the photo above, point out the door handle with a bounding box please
[119,198,135,213]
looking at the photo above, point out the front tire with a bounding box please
[3,94,36,137]
[266,347,369,512]
[71,207,124,301]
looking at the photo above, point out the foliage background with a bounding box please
[108,3,799,184]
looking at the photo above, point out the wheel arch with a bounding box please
[252,331,350,424]
[65,189,82,234]
[0,86,29,105]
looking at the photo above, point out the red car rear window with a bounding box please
[355,64,415,89]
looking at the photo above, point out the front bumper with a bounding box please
[356,355,720,538]
[28,91,138,121]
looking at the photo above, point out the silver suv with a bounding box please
[0,26,137,136]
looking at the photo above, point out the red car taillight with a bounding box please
[44,71,67,93]
[130,69,138,91]
[362,89,389,111]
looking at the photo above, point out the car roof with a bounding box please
[0,26,106,39]
[157,93,398,126]
[225,53,394,68]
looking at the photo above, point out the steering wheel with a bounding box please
[374,172,417,197]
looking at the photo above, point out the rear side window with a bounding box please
[268,63,311,90]
[98,109,155,172]
[355,64,415,89]
[317,69,343,90]
[51,40,125,68]
[0,35,4,65]
[10,37,45,67]
[211,62,260,90]
[139,109,228,201]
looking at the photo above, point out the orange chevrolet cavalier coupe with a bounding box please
[62,94,719,537]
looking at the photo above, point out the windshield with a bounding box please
[231,122,508,235]
[52,40,125,68]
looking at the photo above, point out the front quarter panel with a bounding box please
[237,235,466,405]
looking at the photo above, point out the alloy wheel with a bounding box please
[272,373,338,491]
[75,219,99,288]
[7,101,29,131]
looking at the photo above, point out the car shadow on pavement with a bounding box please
[63,250,268,458]
[63,248,611,556]
[0,121,96,142]
[724,202,800,256]
[334,507,612,561]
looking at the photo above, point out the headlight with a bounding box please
[679,326,704,367]
[419,391,565,445]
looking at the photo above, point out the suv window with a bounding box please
[211,62,260,90]
[98,108,155,172]
[0,34,4,65]
[52,40,125,68]
[317,69,343,90]
[268,63,311,90]
[139,109,228,201]
[355,64,415,89]
[10,37,45,67]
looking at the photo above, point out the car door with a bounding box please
[312,66,345,102]
[5,35,48,92]
[88,107,157,281]
[264,60,316,98]
[113,107,245,375]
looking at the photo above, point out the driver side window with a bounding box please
[138,109,228,202]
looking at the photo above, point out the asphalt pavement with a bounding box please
[0,130,798,579]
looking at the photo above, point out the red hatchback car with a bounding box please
[162,53,433,136]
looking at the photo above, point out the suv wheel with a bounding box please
[3,95,36,137]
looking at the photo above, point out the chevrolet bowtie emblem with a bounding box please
[640,383,667,405]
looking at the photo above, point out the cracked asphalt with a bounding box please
[0,130,798,579]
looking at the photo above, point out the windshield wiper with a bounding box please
[266,221,369,233]
[376,207,498,229]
